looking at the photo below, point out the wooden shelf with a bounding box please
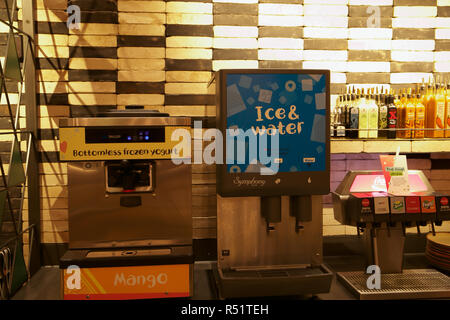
[331,139,450,154]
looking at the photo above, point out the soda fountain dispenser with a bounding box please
[333,170,450,299]
[211,69,333,298]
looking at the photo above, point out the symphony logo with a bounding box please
[67,5,81,30]
[170,120,280,175]
[66,265,81,290]
[366,265,381,290]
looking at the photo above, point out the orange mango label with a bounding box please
[63,264,190,300]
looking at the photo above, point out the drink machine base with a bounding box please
[212,195,333,299]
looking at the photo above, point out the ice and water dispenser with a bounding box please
[211,69,333,298]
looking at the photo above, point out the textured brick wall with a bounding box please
[15,0,450,247]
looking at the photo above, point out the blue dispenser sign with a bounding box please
[226,73,327,174]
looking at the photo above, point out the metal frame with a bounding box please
[0,0,40,299]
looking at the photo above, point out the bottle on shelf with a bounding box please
[404,90,415,139]
[414,91,426,139]
[349,91,359,139]
[368,88,379,139]
[396,89,406,139]
[446,82,450,138]
[433,81,446,138]
[358,89,369,139]
[387,91,397,139]
[378,88,388,138]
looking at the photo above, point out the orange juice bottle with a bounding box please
[434,83,446,138]
[414,92,425,139]
[426,83,437,137]
[396,89,406,138]
[446,83,450,138]
[404,91,415,139]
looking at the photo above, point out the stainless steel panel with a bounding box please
[60,117,191,127]
[217,195,323,271]
[68,160,191,249]
[86,248,172,258]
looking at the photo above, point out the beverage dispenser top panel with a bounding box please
[214,69,331,197]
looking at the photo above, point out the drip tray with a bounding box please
[337,269,450,300]
[213,264,333,299]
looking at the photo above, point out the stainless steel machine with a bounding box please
[58,110,193,300]
[333,170,450,299]
[211,69,333,298]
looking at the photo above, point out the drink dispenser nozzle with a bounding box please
[289,195,312,232]
[431,221,436,236]
[261,196,281,232]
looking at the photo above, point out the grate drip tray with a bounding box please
[337,269,450,300]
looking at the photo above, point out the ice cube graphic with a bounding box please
[310,114,326,143]
[227,84,247,117]
[285,80,296,92]
[239,75,252,89]
[270,82,279,91]
[253,85,260,93]
[310,74,323,82]
[258,89,272,104]
[279,96,287,104]
[304,95,313,104]
[316,145,324,154]
[315,92,326,110]
[301,79,313,91]
[247,97,255,105]
[290,166,298,172]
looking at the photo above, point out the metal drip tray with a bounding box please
[213,264,333,298]
[337,269,450,300]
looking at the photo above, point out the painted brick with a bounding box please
[390,72,432,83]
[214,14,257,26]
[118,71,165,82]
[346,160,382,170]
[348,50,390,61]
[394,6,437,17]
[303,16,348,28]
[69,23,118,35]
[258,26,302,38]
[347,73,390,83]
[213,26,258,38]
[304,5,348,16]
[259,3,303,15]
[347,61,390,72]
[119,12,165,24]
[391,62,434,72]
[258,60,302,69]
[166,71,212,83]
[303,50,347,61]
[258,49,302,61]
[117,94,164,106]
[303,27,348,39]
[166,48,212,60]
[348,17,392,28]
[393,28,436,39]
[167,36,213,48]
[394,0,437,5]
[166,2,212,13]
[166,59,211,71]
[118,47,165,59]
[69,58,117,70]
[119,24,165,36]
[118,59,165,70]
[214,3,258,15]
[391,51,434,62]
[214,38,257,49]
[166,25,213,37]
[408,159,432,169]
[392,17,436,28]
[118,0,166,12]
[167,13,212,25]
[213,49,257,60]
[116,82,164,94]
[258,15,303,27]
[68,82,116,93]
[436,28,450,39]
[431,169,450,179]
[349,6,393,17]
[258,38,303,49]
[392,40,435,50]
[69,35,117,47]
[212,60,258,71]
[165,83,209,95]
[331,160,346,171]
[304,39,348,50]
[68,93,116,106]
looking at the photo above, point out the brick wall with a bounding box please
[14,0,450,250]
